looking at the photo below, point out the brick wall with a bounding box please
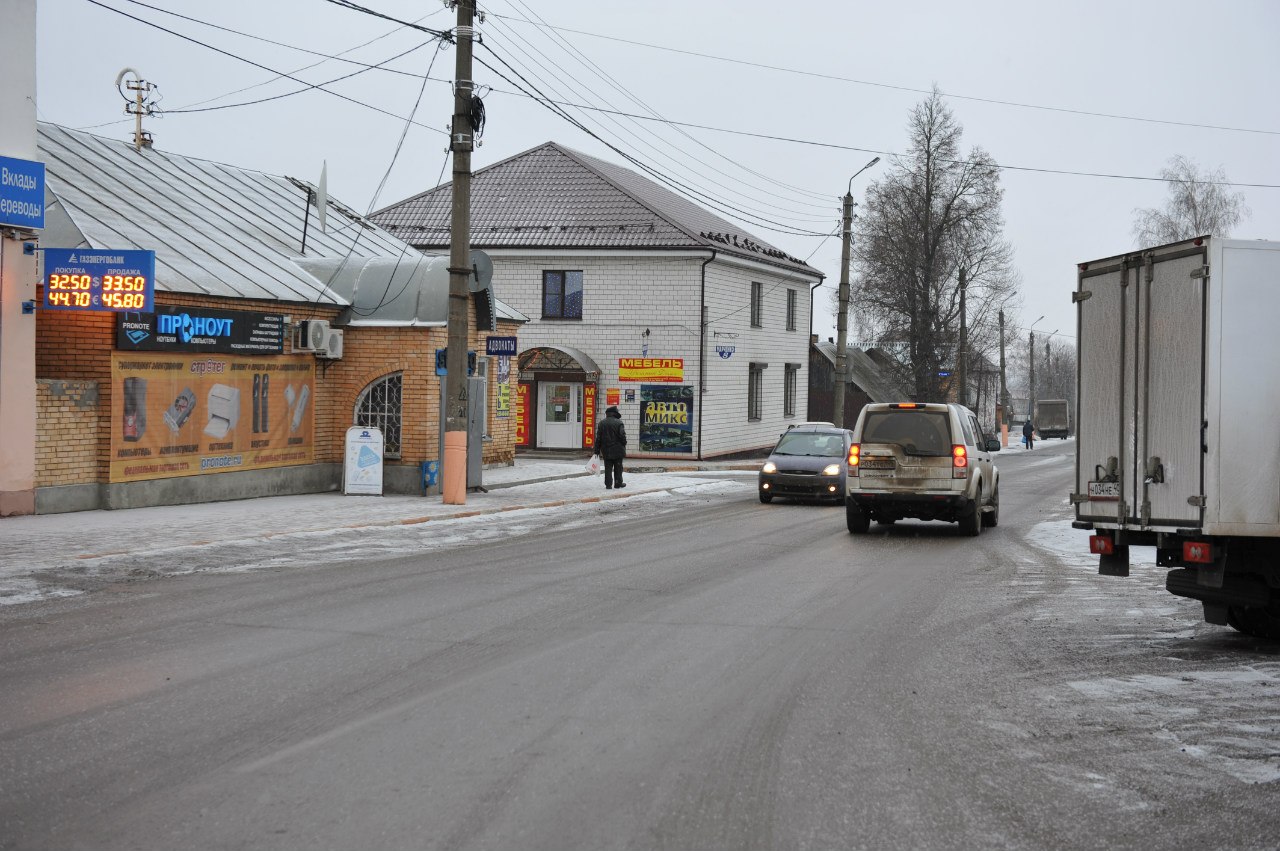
[35,289,520,491]
[35,380,101,487]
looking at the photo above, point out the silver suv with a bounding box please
[845,402,1000,535]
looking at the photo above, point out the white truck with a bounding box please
[1073,237,1280,639]
[1034,399,1071,439]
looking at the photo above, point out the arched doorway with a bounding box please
[517,346,601,451]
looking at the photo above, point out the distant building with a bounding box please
[372,142,822,459]
[808,339,913,428]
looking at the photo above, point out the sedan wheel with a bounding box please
[759,491,774,504]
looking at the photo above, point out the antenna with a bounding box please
[116,68,160,152]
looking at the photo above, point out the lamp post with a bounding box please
[1028,316,1044,423]
[834,156,880,427]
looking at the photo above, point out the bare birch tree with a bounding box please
[1132,155,1250,246]
[844,89,1019,401]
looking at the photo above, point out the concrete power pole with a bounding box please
[957,267,967,408]
[1028,328,1036,424]
[998,309,1009,423]
[443,0,477,505]
[833,191,853,428]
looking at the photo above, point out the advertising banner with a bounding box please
[618,357,684,383]
[515,382,530,446]
[605,387,620,407]
[639,384,694,453]
[583,383,597,449]
[343,427,384,495]
[496,381,511,419]
[110,352,314,483]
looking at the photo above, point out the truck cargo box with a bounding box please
[1074,238,1280,538]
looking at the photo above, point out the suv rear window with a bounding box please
[774,431,844,456]
[861,411,952,456]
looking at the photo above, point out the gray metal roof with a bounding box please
[371,142,822,278]
[813,341,912,402]
[36,122,522,321]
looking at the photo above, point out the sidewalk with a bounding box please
[0,457,760,605]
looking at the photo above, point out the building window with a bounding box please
[355,372,402,459]
[748,362,766,421]
[543,270,583,319]
[750,281,763,328]
[786,289,797,331]
[784,363,799,417]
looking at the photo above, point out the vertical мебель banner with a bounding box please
[110,352,315,482]
[639,384,694,452]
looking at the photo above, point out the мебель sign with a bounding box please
[0,155,45,230]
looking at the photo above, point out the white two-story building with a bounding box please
[372,142,822,459]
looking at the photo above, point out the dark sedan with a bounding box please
[758,425,853,504]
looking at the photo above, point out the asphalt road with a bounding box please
[2,442,1277,850]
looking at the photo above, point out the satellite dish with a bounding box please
[469,249,493,292]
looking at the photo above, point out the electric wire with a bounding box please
[81,0,449,135]
[480,21,833,225]
[481,8,1280,138]
[495,0,831,206]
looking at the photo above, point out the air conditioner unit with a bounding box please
[319,328,344,359]
[295,319,330,352]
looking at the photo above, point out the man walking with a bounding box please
[1022,418,1036,450]
[594,405,627,490]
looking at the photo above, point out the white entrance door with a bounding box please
[538,382,582,448]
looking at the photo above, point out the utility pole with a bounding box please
[1028,329,1036,423]
[998,309,1009,425]
[834,157,878,428]
[443,0,476,505]
[957,266,967,408]
[833,192,853,428]
[116,68,157,152]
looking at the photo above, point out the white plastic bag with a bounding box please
[586,455,602,475]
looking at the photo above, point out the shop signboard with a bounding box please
[618,357,683,383]
[583,383,597,449]
[515,383,530,446]
[109,352,314,483]
[343,427,384,495]
[639,384,694,453]
[496,381,511,418]
[116,306,285,354]
[485,336,518,356]
[0,154,45,229]
[606,387,620,407]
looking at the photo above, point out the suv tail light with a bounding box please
[848,443,860,476]
[952,444,968,478]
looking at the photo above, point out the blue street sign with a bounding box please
[485,336,518,356]
[0,155,45,230]
[42,248,156,313]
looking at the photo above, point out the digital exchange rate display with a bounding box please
[43,248,155,312]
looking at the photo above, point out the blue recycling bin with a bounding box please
[420,460,440,494]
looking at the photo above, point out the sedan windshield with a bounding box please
[773,432,844,457]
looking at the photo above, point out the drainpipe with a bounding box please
[697,250,716,460]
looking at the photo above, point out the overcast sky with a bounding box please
[33,0,1280,355]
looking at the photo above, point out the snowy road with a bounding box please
[1,442,1277,849]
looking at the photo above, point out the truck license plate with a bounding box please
[1087,481,1121,500]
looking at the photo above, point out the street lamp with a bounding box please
[1028,316,1044,423]
[834,156,880,427]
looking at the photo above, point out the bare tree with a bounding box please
[843,89,1019,402]
[1132,155,1250,246]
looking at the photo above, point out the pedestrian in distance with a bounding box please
[594,405,627,490]
[1022,418,1035,450]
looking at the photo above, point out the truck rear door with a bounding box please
[1076,241,1207,530]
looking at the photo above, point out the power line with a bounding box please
[81,0,449,135]
[481,8,1280,138]
[320,0,452,39]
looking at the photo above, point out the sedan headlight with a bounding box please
[762,461,777,474]
[821,464,841,476]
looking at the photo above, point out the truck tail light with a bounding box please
[848,443,860,476]
[952,444,968,478]
[1183,541,1214,564]
[1090,534,1115,556]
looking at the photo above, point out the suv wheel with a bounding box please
[982,486,999,528]
[846,502,869,534]
[961,498,982,537]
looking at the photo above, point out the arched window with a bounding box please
[354,373,402,459]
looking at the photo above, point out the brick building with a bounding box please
[372,143,822,459]
[32,123,523,513]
